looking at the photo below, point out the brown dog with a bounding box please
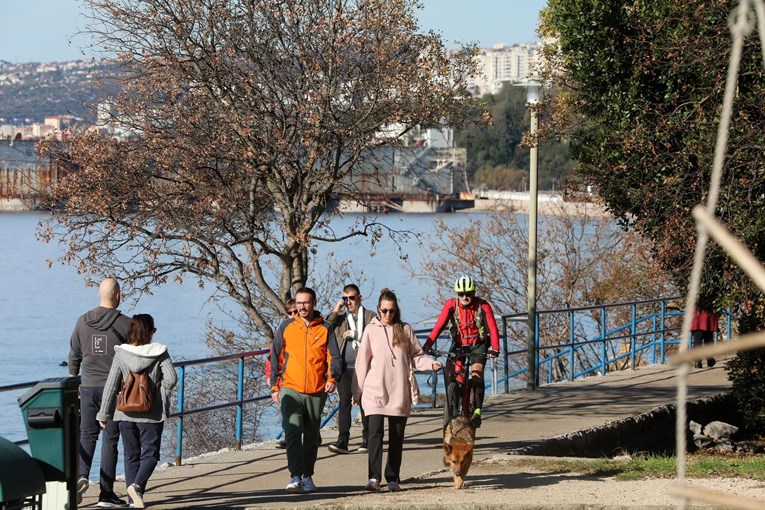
[443,415,475,489]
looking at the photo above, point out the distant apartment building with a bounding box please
[470,42,540,95]
[0,116,76,141]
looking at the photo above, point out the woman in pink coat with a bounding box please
[353,288,442,492]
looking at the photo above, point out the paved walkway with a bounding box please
[81,362,732,509]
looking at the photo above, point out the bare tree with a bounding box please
[38,0,482,346]
[412,201,677,383]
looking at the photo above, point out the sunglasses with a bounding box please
[379,308,396,315]
[286,310,296,317]
[457,292,475,297]
[343,295,358,302]
[152,327,157,333]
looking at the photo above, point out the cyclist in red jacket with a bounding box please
[423,275,499,428]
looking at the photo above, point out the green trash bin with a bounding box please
[18,377,80,500]
[0,435,46,510]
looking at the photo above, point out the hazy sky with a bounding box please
[2,0,547,63]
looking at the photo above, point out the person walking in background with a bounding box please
[268,298,296,449]
[68,277,131,508]
[326,284,377,454]
[422,275,499,428]
[353,288,442,492]
[97,314,177,509]
[691,307,720,368]
[269,287,340,494]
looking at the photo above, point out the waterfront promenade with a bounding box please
[78,361,743,509]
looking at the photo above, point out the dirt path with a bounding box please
[304,455,765,509]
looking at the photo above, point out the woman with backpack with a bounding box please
[98,314,177,508]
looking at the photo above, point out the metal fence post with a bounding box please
[569,310,575,381]
[726,307,732,342]
[503,316,509,394]
[431,337,439,407]
[175,365,185,466]
[630,303,637,369]
[601,307,607,375]
[535,313,540,388]
[236,357,244,450]
[652,314,657,365]
[660,300,667,364]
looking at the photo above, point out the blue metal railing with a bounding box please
[0,296,734,464]
[170,348,272,465]
[495,297,733,389]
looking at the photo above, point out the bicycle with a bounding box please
[429,346,476,429]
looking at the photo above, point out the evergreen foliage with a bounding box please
[542,0,765,431]
[455,86,573,191]
[726,348,765,433]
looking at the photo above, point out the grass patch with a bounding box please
[514,453,765,481]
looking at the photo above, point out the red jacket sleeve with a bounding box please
[425,299,455,349]
[481,301,500,351]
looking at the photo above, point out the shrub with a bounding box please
[727,349,765,433]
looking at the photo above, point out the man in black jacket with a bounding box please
[68,278,131,508]
[325,284,377,454]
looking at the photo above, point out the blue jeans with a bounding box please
[79,386,120,495]
[119,421,164,491]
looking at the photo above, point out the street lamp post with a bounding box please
[516,80,541,391]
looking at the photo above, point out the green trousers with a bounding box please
[280,387,327,478]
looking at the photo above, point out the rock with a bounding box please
[689,421,703,435]
[704,421,738,440]
[715,441,735,453]
[694,437,714,449]
[734,441,759,453]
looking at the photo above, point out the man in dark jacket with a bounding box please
[68,278,131,508]
[325,284,377,454]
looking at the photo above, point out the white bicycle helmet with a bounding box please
[453,275,476,293]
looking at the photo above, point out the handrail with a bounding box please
[502,295,684,318]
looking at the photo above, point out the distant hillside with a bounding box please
[0,60,120,124]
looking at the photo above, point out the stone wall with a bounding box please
[469,198,609,217]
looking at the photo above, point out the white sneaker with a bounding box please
[301,476,318,493]
[364,478,381,492]
[387,480,401,492]
[76,477,89,505]
[286,475,302,493]
[127,484,144,509]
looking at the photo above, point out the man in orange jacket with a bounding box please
[269,287,340,494]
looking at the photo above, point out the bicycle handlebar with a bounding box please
[426,348,471,359]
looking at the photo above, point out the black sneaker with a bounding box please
[96,492,128,508]
[357,442,368,453]
[470,413,482,429]
[694,361,703,369]
[276,439,287,449]
[327,441,349,454]
[707,358,716,368]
